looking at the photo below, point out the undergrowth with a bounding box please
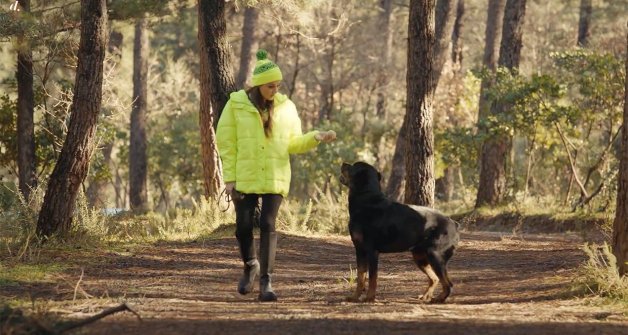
[2,181,627,307]
[572,243,628,304]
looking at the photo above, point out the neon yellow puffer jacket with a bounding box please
[216,90,320,197]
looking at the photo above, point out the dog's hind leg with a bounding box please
[347,247,368,302]
[413,251,439,303]
[426,250,453,303]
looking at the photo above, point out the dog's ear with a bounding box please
[341,162,351,171]
[378,172,382,181]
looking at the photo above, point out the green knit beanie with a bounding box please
[251,49,283,86]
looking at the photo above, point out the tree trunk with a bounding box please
[372,0,395,169]
[288,33,301,99]
[36,0,107,237]
[16,0,37,201]
[475,0,526,208]
[87,29,123,208]
[577,0,592,47]
[274,25,282,64]
[435,166,455,201]
[129,18,149,212]
[375,0,394,120]
[236,6,258,88]
[496,0,526,69]
[612,26,628,276]
[477,0,505,124]
[318,36,335,124]
[387,0,451,202]
[108,30,123,58]
[430,0,457,93]
[86,141,113,208]
[404,0,435,207]
[198,0,236,199]
[386,119,407,201]
[451,0,465,69]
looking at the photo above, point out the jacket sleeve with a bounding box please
[287,106,320,154]
[216,100,236,182]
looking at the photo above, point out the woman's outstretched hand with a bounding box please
[315,130,337,143]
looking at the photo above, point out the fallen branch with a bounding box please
[56,303,141,333]
[72,268,86,302]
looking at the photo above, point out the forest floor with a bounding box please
[2,226,628,334]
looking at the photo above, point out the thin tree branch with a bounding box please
[555,122,589,199]
[583,124,623,188]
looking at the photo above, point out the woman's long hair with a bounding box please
[246,86,273,137]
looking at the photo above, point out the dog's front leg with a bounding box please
[347,247,367,302]
[363,250,379,302]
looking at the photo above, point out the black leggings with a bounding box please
[234,193,283,262]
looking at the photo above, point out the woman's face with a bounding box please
[259,81,281,101]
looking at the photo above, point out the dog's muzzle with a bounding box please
[339,174,348,186]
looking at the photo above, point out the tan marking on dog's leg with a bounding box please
[364,275,377,302]
[419,264,439,302]
[432,273,453,303]
[347,270,366,302]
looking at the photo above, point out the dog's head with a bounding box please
[340,161,382,192]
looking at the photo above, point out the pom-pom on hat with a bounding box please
[251,49,283,86]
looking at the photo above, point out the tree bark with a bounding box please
[108,30,123,58]
[386,119,406,201]
[404,0,435,207]
[36,0,107,237]
[612,26,628,276]
[198,0,236,199]
[236,6,258,88]
[430,0,457,93]
[451,0,465,69]
[318,35,335,124]
[86,142,113,208]
[87,29,123,208]
[496,0,526,69]
[477,0,505,123]
[475,0,526,207]
[387,0,452,202]
[577,0,592,47]
[435,165,455,201]
[16,0,37,201]
[375,0,394,120]
[129,18,149,212]
[288,33,301,99]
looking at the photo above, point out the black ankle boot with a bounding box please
[258,274,276,301]
[258,232,277,302]
[238,259,260,295]
[235,203,259,295]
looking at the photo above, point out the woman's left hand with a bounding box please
[316,130,336,143]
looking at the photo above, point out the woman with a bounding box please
[216,49,336,302]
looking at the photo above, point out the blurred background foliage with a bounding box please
[0,0,625,221]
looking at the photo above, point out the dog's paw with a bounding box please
[429,293,448,304]
[362,295,376,303]
[346,295,361,302]
[418,294,432,303]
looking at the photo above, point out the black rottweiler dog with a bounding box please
[340,162,460,303]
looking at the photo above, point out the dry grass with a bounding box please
[573,242,628,303]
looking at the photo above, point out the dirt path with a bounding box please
[5,230,628,334]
